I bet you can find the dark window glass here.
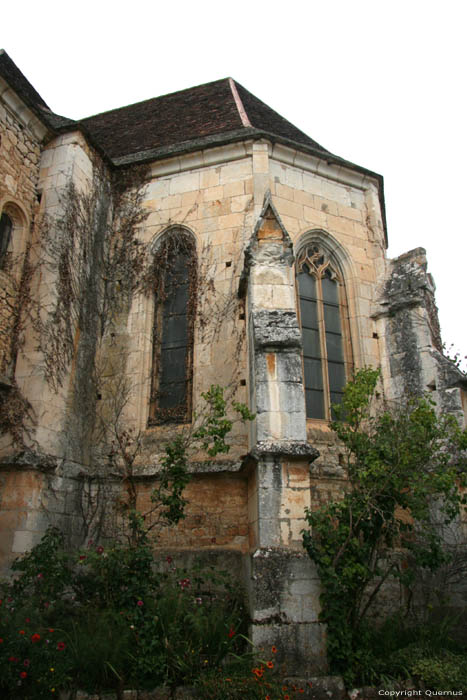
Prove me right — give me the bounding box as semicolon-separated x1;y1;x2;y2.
322;275;339;304
297;245;350;420
150;233;196;424
304;357;323;390
302;328;321;358
300;298;318;329
325;332;344;363
297;271;316;299
0;213;12;268
328;362;346;393
323;303;341;334
305;389;325;419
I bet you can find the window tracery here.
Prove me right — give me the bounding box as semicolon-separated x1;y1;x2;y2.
296;242;352;420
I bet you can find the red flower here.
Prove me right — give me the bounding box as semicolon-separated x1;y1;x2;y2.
24;659;30;667
96;546;104;554
228;627;235;638
79;555;86;560
57;642;66;651
8;656;16;662
166;555;173;564
19;630;25;635
266;660;274;669
20;671;27;679
48;628;54;633
37;573;43;579
31;633;41;643
136;600;143;607
0;638;3;643
271;645;277;653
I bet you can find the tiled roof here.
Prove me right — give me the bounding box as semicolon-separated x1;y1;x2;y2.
77;78;330;162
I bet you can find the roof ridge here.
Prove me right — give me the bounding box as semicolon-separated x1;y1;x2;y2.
228;78;252;128
80;77;231;122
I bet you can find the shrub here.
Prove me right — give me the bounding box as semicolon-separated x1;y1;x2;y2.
0;529;249;697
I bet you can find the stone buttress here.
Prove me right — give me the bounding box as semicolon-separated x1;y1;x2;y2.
240;192;326;673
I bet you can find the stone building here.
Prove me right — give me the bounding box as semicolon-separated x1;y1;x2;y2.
0;50;466;671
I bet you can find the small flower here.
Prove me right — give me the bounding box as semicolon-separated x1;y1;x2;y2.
23;660;30;667
48;628;54;633
228;627;235;638
166;555;173;564
266;696;271;700
136;600;144;607
37;573;43;579
20;671;27;679
130;624;135;630
266;660;273;669
0;638;3;643
79;555;86;561
299;689;305;694
19;630;25;635
9;656;16;662
284;696;290;700
195;597;202;605
31;633;41;643
271;645;277;654
96;546;104;554
57;642;66;651
50;668;54;672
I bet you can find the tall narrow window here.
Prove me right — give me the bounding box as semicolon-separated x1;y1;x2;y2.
149;229;196;425
0;212;13;269
297;243;351;420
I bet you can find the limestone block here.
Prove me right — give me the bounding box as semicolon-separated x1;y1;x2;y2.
12;529;42;553
169;171;200;195
203;185;223;201
293;188;315;208
219;159;252;184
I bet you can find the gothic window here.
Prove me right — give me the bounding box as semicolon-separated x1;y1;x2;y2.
297;243;351;420
149;229;196;425
0;212;13;269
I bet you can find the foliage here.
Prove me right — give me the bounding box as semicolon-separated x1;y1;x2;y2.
302;367;467;684
0;529;248;698
112;384;254;546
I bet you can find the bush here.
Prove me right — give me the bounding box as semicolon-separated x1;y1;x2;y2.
0;528;249;697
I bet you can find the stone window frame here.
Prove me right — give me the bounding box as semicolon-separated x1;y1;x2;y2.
0;199;28;275
295;231;354;421
148;225;197;426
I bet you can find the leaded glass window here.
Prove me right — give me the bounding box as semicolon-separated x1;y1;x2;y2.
149;230;196;425
0;213;12;269
297;244;351;420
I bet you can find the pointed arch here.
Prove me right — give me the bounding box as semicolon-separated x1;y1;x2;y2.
295;230;353;420
149;226;197;425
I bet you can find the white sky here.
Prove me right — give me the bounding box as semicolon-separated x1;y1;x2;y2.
3;0;466;370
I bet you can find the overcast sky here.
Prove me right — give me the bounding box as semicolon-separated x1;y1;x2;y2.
3;0;466;370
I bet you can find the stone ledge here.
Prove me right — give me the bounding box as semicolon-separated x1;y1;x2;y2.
250;440;319;461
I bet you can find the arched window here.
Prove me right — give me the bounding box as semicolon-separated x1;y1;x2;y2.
0;212;13;269
149;228;197;425
297;242;352;420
